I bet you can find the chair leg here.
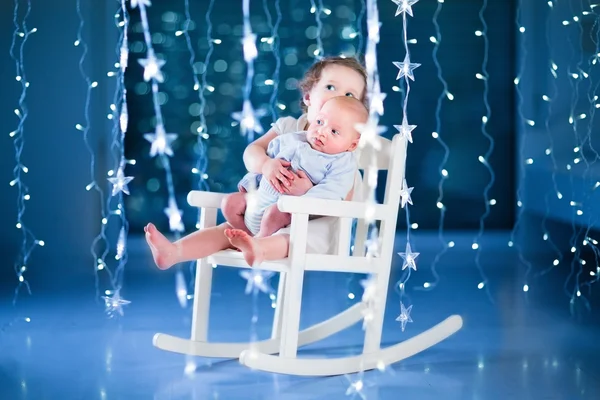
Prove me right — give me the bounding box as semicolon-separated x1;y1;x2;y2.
278;214;309;358
271;272;286;340
190;258;213;342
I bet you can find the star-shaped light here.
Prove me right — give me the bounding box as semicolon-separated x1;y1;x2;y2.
138;52;166;83
102;290;131;318
394;117;417;144
398;242;419;271
355;117;387;150
242;31;258;62
391;0;420;17
344;372;366;399
232;100;266;140
369;78;387;116
143;124;177;157
164;197;184;232
239;269;275;295
393;54;421;81
400;179;414;208
395;302;413;331
130;0;151;8
107;166;134;196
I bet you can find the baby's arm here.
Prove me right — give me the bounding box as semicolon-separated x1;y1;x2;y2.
303;155;356;201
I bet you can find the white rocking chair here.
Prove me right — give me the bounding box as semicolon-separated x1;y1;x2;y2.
153;133;463;376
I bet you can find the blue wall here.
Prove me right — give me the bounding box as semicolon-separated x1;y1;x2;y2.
0;0;118;285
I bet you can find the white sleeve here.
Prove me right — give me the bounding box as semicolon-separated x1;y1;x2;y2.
273;116;300;136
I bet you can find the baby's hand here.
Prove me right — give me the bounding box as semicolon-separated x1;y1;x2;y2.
283;170;313;196
262;158;294;193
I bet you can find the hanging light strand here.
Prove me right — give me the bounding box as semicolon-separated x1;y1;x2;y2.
262;0;283;124
471;0;495;300
9;0;42;304
421;0;451;293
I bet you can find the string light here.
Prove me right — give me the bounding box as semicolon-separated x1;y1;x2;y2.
471;0;494;299
262;0;282;124
391;0;420;329
179;0;215;306
133;0;185;241
421;0;451;292
9;0;42;303
309;0;324;59
231;0;265;142
94;0;134;316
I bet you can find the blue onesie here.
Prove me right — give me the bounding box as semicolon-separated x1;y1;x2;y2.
238;131;357;235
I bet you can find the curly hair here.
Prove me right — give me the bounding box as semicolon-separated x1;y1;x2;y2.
297;56;368;113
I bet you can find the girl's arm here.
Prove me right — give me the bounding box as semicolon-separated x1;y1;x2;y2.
242;129;278;174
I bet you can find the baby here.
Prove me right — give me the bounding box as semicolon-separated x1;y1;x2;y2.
223;96;368;266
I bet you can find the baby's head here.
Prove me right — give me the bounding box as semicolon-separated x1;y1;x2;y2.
298;56;368;124
306;96;368;155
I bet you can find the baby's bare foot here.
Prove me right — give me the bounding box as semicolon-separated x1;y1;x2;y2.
225;229;263;267
145;223;179;270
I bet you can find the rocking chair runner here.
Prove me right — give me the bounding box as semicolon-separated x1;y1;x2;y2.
153;133;463;376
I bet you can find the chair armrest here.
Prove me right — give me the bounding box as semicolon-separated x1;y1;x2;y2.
277;195;391;219
187;191;227;209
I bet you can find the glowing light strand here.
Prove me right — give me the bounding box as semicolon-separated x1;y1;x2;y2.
510;0;535;295
134;0;184;236
537;0;564;279
420;0;450;292
182;0;210;193
471;0;495;300
262;0;282;124
9;0;42;304
180;0;215;306
75;0;108;303
562;0;597;311
355;0;367;56
94;1;133;317
232;0;265;142
309;0;324;59
392;0;420;314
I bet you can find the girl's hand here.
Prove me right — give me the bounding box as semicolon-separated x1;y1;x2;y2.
262;158;295;193
283;170;313;196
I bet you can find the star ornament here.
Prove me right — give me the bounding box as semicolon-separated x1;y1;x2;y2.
369;78;387;116
102;291;131;318
232;100;266;140
393;54;421;81
164;197;184;233
399;178;414;208
107;167;134;196
398;242;419;271
144;124;177;157
355;117;387;150
391;0;420;17
395;302;413;331
394;117;417;144
138;52;166;83
239;269;275;295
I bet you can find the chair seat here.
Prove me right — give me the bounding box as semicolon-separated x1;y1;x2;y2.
207;249;290;272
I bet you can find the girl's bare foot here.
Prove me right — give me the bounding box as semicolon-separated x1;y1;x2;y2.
145;223;180;270
224;229;264;267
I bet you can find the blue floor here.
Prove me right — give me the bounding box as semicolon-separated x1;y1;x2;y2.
2;231;600;399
